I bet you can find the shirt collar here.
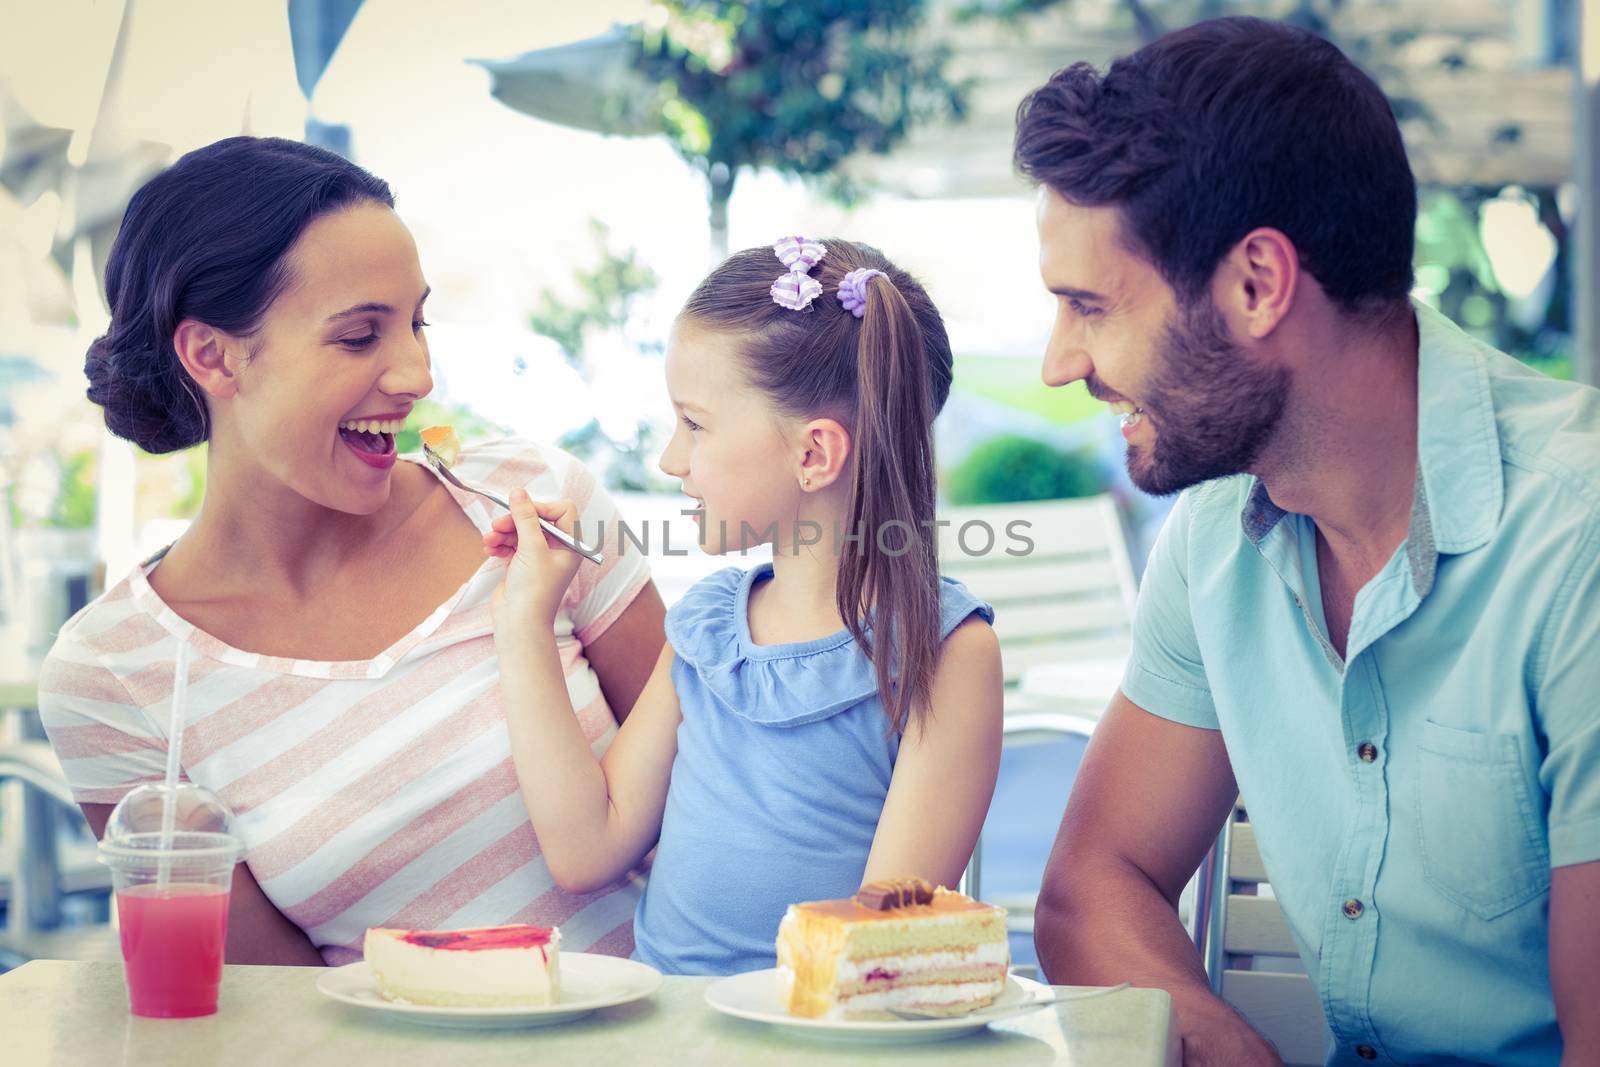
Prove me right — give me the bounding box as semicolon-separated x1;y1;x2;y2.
1239;300;1503;577
1411;300;1502;553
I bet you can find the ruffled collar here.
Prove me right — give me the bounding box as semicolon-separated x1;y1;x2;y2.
664;563;992;728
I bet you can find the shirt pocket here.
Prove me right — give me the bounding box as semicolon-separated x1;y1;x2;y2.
1414;719;1550;921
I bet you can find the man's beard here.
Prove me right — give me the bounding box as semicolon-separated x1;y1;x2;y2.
1128;296;1291;496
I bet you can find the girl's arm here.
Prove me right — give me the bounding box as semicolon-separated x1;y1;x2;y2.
860;617;1004;889
489;491;682;893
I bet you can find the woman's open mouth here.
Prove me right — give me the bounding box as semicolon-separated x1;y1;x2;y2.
338;417;401;469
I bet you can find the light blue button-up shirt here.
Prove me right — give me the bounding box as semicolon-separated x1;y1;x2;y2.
1122;302;1600;1066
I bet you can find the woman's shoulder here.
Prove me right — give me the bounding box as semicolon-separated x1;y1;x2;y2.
444;435;578;491
37;571;162;712
50;570;156;653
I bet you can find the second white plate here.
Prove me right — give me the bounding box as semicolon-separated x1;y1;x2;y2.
703;969;1055;1044
316;952;663;1030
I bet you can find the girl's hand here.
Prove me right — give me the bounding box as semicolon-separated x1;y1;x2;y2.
486;489;584;632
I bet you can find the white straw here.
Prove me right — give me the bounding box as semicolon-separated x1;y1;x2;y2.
157;641;191;889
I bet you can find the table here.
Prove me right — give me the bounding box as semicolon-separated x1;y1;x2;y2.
3;961;1180;1066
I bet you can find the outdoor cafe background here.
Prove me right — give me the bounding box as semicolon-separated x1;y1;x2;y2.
1;0;1593;975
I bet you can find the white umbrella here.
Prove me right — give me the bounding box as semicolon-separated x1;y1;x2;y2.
471;25;662;137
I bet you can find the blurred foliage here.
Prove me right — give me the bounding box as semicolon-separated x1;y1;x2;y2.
946;434;1104;504
1415;186;1572;376
631;0;970;250
529;222;666;492
131;444;209;524
49;450;97;528
393;397;511;458
174;446;207;517
558;418;664;494
528;221;659;370
952;355;1102;426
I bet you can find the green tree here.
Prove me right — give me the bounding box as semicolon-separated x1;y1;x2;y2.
632;1;970;257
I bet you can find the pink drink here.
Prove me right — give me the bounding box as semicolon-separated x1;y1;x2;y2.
116;882;231;1017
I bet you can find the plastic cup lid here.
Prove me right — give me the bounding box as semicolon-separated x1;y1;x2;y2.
98;781;243;866
97;830;243;866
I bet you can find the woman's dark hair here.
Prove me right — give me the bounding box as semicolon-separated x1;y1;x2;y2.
1014;16;1416;318
85;136;395;453
681;241;954;736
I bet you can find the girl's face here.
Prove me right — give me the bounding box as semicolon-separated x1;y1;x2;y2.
659;320;805;554
217;203;433;515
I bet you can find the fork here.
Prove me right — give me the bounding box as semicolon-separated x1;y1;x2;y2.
885;980;1131;1021
423;444;605;566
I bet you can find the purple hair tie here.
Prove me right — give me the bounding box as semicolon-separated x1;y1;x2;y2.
770;236;827;311
837;268;886;318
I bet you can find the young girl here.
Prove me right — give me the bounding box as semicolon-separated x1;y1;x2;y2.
486;237;1003;975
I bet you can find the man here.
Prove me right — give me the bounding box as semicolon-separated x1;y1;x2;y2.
1018;16;1599;1067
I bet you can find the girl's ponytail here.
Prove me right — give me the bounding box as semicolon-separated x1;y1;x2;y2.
837;274;942;736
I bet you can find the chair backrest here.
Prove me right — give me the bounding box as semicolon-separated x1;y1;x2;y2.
1200;802;1332;1067
937;496;1137;687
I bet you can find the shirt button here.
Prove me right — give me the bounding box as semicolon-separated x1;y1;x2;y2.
1342;898;1365;919
1356;1045;1378;1060
1357;741;1378;762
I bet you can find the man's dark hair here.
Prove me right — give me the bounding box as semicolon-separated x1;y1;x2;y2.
1015;17;1416;317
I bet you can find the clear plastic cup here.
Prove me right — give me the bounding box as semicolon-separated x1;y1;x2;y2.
98;784;243;1018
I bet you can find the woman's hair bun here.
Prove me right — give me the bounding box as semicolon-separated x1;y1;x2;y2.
83;330;208;454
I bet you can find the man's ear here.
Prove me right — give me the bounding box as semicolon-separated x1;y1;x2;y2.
797;418;852;492
1213;227;1299;341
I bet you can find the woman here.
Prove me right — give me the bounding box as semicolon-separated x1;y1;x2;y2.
36;136;666;965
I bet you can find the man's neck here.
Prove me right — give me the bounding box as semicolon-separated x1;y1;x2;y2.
1254;307;1420;570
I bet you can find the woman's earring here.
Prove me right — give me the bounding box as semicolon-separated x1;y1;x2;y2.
802;477;811;489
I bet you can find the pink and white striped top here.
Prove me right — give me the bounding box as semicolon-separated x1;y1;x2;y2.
37;439;653;964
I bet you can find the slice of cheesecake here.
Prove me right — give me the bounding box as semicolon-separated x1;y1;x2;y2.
363;925;560;1007
776;878;1009;1019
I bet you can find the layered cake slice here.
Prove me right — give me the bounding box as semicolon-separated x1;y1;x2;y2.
363;925;560;1007
776;878;1009;1019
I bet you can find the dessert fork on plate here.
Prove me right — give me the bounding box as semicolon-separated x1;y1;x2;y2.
885;980;1130;1021
422;443;605;566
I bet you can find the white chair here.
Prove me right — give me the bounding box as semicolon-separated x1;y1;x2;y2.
937;495;1136;733
1197;800;1331;1067
941;496;1136;948
0;734;118;966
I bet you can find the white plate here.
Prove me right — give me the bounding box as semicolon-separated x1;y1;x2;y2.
316;952;663;1029
703;969;1056;1044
